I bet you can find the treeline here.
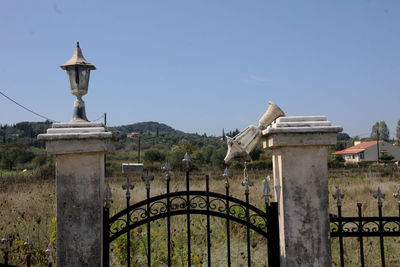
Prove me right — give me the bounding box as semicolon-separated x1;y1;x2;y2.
106;141;272;174
0;121;51;148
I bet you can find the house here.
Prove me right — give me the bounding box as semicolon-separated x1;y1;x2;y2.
333;140;400;163
127;132;141;138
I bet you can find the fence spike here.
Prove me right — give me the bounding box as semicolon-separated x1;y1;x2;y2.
241;162;253;193
142;170;154;189
263;176;271;205
182;152;191;169
223;167;232;180
373;187;385;207
223;167;232;187
162;161;171;181
162;161;171;173
333;188;344;207
122;178;134;198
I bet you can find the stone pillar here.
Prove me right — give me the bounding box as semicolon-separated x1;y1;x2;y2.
262;116;342;267
38;122;112;267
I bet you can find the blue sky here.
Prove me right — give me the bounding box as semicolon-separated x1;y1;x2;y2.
0;1;399;138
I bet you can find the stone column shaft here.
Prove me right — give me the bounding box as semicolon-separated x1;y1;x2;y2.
38;122;112;267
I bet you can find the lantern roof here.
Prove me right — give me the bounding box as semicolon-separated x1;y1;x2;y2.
60;42;96;70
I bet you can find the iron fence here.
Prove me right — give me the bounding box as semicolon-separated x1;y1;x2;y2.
330;187;400;267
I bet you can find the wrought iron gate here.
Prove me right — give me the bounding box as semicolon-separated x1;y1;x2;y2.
103;156;280;267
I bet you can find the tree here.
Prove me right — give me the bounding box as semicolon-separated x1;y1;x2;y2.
370;121;390;141
167;147;186;170
143;149;166;163
210;148;226;168
397;120;400;144
379;121;390;141
371;122;379;139
200;145;215;164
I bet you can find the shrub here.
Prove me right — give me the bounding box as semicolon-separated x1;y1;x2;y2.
143;149;166;163
380;154;395;162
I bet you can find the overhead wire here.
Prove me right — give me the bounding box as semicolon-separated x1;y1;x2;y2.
0;90;57;122
93;114;105;122
1;89;107;125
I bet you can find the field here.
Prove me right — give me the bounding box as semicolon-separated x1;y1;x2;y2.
1;168;400;266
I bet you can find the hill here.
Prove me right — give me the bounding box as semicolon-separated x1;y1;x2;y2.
110;121;223;150
0;121;223;150
113;121;183;135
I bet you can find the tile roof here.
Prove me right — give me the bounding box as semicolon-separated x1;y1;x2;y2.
333;141;382;155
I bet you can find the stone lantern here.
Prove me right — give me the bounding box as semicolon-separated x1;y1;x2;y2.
61;42;96;121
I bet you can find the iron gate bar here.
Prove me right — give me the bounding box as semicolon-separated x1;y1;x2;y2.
103;204;110;267
122;178;134;267
357;203;365;267
166;173;171;267
225;180;231;267
205;175;211;267
338;203;344;267
378;203;385;267
185;170;191;267
126;193;131;267
245;191;251;267
146;183;151;267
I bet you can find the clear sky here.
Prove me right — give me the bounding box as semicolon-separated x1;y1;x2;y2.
0;1;399;138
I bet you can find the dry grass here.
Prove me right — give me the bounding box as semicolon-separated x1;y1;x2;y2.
0;169;399;266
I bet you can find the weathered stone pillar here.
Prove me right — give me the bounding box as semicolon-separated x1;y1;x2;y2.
263;116;342;266
38;122;112;267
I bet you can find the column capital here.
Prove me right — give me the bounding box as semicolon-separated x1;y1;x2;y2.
38;121;113;154
262;116;342;148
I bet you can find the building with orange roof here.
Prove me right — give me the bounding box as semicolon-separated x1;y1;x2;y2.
333;140;400;162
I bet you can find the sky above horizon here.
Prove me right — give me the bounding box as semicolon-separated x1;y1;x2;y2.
0;1;399;138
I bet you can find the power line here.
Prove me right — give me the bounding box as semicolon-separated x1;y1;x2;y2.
0;90;57;122
93;114;105;122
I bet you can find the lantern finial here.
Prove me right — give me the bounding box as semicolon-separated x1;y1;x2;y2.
61;43;96;122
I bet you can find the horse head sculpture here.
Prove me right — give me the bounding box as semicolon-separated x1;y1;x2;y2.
224;101;285;163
